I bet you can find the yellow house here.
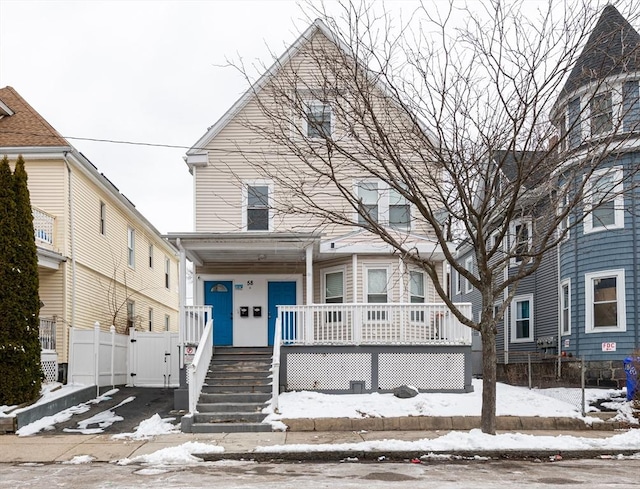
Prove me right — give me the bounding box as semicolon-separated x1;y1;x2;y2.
0;86;179;382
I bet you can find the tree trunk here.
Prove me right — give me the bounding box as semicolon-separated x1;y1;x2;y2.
480;329;497;434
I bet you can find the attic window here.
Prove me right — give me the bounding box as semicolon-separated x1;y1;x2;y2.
305;101;332;138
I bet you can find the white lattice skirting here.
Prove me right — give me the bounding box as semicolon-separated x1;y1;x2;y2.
283;348;470;392
41;351;58;383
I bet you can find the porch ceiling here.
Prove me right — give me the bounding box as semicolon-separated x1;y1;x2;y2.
166;232;322;265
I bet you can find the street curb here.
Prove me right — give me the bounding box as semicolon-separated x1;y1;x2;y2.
281;416;629;432
196;448;640;463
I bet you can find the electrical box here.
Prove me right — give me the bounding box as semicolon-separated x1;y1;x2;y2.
253;306;262;317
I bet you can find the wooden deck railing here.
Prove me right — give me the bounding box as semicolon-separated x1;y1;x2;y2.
32;207;55;248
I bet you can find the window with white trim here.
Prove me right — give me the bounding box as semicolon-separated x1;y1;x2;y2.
305;101;332;138
99;201;106;235
243;182;272;231
585;269;626;333
455;267;462;295
366;267;388;303
509;219;531;265
409;271;425;303
567;96;581;149
590;91;613;136
164;314;170;332
511;295;533;342
127;227;135;268
324;270;344;304
148;307;153;332
164;257;170;289
148;243;154;268
584;166;624;233
127;300;135;329
561;279;571;335
464;256;473;293
356;180;411;230
558;191;570;240
622;80;640;132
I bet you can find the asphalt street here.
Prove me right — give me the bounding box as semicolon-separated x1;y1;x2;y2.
1;458;638;488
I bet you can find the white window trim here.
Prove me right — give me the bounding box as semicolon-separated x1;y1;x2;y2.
583;166;624;234
165;257;171;289
99;201;106;236
363;264;391;303
353;179;411;230
148;243;154;268
589;90;614;138
560;279;571;336
408;269;426;303
303;100;333;139
242;180;274;232
455;267;462;295
322;266;346;303
511;294;534;343
464;256;473;293
509;218;532;266
127;227;135;268
585;269;626;333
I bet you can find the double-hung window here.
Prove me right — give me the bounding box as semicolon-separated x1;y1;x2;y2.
464;256;473;293
567;97;581;149
148;308;153;332
356;180;411;230
127;227;135;268
367;268;388;303
510;219;531;265
165;257;170;289
409;270;425;323
244;182;271;231
305;101;332;139
590;91;613;136
585;270;626;333
148;244;154;268
561;280;571;335
99;202;106;235
324;269;344;323
622;80;640;132
127;300;135;329
511;295;533;342
584;167;624;233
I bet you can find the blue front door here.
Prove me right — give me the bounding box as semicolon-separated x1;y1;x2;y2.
204;280;233;346
267;281;296;346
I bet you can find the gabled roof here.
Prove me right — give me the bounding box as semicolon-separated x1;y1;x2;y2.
0;86;69;147
186;19;341;163
560;5;640;97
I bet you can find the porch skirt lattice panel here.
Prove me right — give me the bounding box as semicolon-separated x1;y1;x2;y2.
286;353;372;391
41;360;58;383
378;353;465;390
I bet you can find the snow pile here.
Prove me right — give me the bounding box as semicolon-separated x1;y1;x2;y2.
1;383;89;419
112;413;180;440
116;442;224;466
62;455;95;465
255;428;640;454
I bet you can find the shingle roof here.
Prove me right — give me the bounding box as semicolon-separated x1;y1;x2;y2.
0;86;69;148
560;5;640;97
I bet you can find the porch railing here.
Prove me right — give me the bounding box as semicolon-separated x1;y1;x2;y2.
187;317;213;414
39;317;56;351
183;305;212;345
277;303;473;346
32;207;55;248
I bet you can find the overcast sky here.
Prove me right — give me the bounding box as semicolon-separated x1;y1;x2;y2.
0;0;328;234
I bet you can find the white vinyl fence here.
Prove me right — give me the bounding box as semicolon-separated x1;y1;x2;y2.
68;322;179;391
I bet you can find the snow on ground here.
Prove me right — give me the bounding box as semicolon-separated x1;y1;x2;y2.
0;383;90;418
15;388;129;436
263;379;629;423
254;429;640;454
112;413;180;440
116;442;225;466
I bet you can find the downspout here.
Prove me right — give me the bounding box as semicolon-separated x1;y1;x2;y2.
574;223;580;358
557;240;562;378
633;185;639;350
503;262;509;364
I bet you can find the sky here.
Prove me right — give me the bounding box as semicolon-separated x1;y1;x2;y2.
0;0;326;234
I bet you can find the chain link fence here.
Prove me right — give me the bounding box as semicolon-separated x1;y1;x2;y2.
497;352;586;415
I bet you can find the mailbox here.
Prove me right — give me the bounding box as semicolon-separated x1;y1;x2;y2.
239;306;249;317
253;306;262;317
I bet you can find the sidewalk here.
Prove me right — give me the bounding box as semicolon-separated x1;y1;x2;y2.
0;426;637;464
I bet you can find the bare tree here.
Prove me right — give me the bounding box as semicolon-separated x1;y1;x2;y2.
224;0;640;433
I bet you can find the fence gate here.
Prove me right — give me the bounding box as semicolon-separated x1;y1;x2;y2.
128;330;179;387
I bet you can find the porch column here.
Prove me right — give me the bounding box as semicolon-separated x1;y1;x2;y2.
352;254;358;302
305;244;313;305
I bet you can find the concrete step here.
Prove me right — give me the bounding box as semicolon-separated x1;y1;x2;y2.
188;422;273;433
204;377;271;386
196;402;265;413
214;347;272;354
199;392;271;404
202;384;271;394
211;356;272;363
207;370;272;379
193;412;267;424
